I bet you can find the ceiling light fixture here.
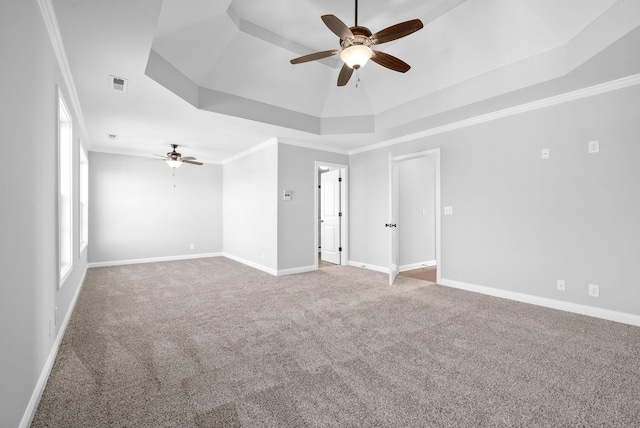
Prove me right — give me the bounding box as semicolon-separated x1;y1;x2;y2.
166;159;182;168
340;44;373;69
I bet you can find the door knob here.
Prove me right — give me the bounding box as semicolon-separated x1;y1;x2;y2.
385;223;397;228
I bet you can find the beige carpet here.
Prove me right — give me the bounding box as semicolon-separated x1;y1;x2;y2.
32;257;640;427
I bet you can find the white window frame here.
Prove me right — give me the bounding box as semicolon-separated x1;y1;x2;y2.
58;91;73;287
79;146;88;254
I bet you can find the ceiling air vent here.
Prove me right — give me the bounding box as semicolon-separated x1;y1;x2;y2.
109;75;128;93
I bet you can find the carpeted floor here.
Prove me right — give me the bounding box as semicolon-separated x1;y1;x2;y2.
32;257;640;427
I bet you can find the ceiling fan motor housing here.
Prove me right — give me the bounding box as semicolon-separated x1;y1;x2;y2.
341;26;373;48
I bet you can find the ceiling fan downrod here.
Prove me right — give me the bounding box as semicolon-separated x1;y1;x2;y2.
355;0;358;27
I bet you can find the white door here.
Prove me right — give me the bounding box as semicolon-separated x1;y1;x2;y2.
389;155;400;285
321;169;341;264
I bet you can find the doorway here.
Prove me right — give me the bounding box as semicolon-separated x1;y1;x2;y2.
388;149;441;285
314;162;348;269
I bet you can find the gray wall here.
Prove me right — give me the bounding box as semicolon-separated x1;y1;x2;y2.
89;152;223;263
350;84;640;315
0;1;87;426
223;143;278;271
277;143;348;271
399;156;436;268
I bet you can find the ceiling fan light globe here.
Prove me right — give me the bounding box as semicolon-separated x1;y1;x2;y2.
340;45;372;69
166;160;182;168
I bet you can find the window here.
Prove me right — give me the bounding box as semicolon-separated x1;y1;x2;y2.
58;93;73;286
79;147;88;253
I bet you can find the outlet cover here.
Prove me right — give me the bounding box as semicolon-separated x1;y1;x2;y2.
589;283;600;297
557;280;565;291
588;140;600;153
190;244;195;250
444;206;453;215
541;148;550;159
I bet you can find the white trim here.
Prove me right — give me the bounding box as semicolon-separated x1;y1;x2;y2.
279;138;348;155
57;89;73;289
87;148;220;165
222;253;278;276
222;137;278;164
78;145;89;254
389;148;442;284
315;162;349;270
348;260;389;274
349;73;640;155
37;0;90;149
20;266;88;428
87;253;223;268
277;265;317;276
400;260;437;272
439;278;640;327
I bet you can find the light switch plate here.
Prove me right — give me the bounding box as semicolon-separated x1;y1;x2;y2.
557;280;565;291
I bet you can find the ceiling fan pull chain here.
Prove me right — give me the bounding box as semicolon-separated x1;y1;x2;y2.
173;167;176;187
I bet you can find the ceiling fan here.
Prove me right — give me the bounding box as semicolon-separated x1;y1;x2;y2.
153;144;203;168
290;0;423;86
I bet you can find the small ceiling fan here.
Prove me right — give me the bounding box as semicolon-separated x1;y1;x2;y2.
290;0;423;86
153;144;203;168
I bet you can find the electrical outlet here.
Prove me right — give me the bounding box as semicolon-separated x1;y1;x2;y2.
55;307;59;325
48;319;52;337
541;148;550;159
557;280;565;291
589;284;600;297
588;140;599;153
444;206;453;215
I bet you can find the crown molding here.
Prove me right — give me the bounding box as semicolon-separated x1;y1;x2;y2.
38;0;91;149
221;137;278;164
277;138;349;155
350;73;640;155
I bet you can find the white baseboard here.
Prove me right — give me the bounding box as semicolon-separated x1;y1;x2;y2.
439;278;640;327
222;253;278;276
87;252;223;268
277;265;317;276
348;260;389;274
20;265;88;428
400;260;437;272
89;252;316;278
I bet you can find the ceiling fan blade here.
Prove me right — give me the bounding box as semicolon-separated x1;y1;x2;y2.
337;63;354;86
181;156;196;161
321;14;354;40
152;154;169;159
182;160;203;166
371;50;411;73
290;50;338;65
371;19;423;45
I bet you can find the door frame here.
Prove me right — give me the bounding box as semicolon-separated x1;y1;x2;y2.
389;148;441;284
314;161;349;270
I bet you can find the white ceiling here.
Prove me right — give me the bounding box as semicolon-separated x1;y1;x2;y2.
51;0;639;163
